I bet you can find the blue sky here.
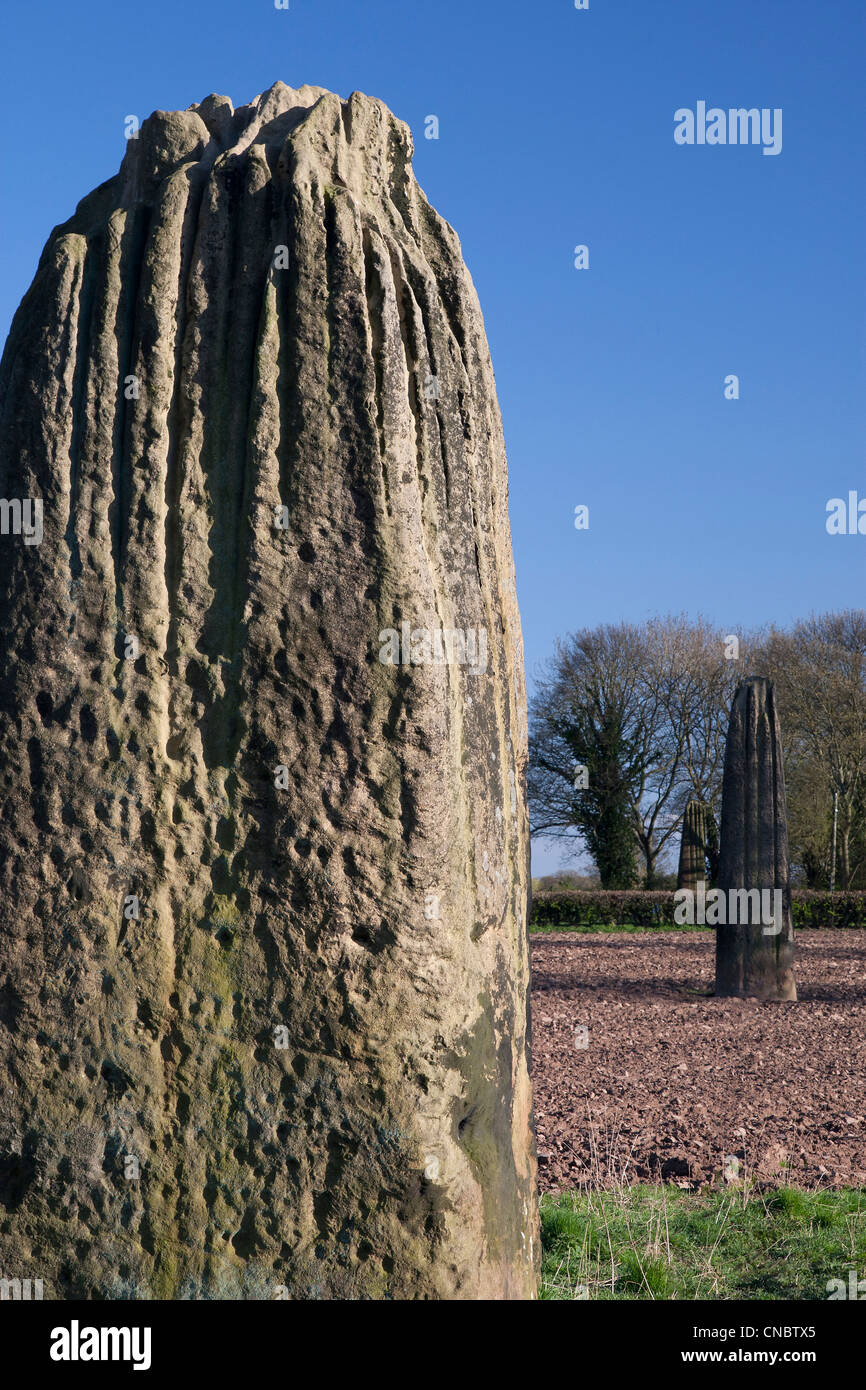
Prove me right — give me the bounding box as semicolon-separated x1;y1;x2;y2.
2;0;864;874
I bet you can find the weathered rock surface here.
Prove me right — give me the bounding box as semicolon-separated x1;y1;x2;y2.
677;799;715;892
0;83;537;1298
715;677;797;1001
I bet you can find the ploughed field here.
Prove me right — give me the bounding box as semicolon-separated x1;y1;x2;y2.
530;929;866;1192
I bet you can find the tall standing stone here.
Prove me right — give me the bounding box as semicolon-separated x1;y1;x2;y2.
0;84;537;1298
715;677;796;1001
677;799;713;892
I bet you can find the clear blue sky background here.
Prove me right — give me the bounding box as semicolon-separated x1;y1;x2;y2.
2;0;864;874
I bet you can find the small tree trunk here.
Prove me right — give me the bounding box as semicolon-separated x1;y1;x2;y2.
840;821;852;889
638;832;657;887
715;677;797;1001
705;811;720;886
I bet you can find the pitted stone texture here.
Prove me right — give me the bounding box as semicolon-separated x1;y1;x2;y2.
0;83;537;1299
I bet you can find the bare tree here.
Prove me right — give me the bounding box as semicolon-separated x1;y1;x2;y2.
528;625;646;887
530;617;732;886
758;612;866;888
530;610;866;890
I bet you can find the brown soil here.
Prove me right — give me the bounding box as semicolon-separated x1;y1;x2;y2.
530;929;866;1192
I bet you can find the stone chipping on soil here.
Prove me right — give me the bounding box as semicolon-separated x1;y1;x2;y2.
530;930;866;1192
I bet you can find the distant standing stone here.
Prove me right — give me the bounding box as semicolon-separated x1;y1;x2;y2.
715;677;797;1001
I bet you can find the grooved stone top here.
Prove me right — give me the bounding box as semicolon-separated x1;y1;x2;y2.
0;84;537;1299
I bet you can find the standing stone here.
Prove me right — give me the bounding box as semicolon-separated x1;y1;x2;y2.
677;799;713;892
0;84;537;1298
715;677;796;1001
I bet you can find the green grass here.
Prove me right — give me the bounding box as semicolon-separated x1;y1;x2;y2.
540;1185;866;1299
